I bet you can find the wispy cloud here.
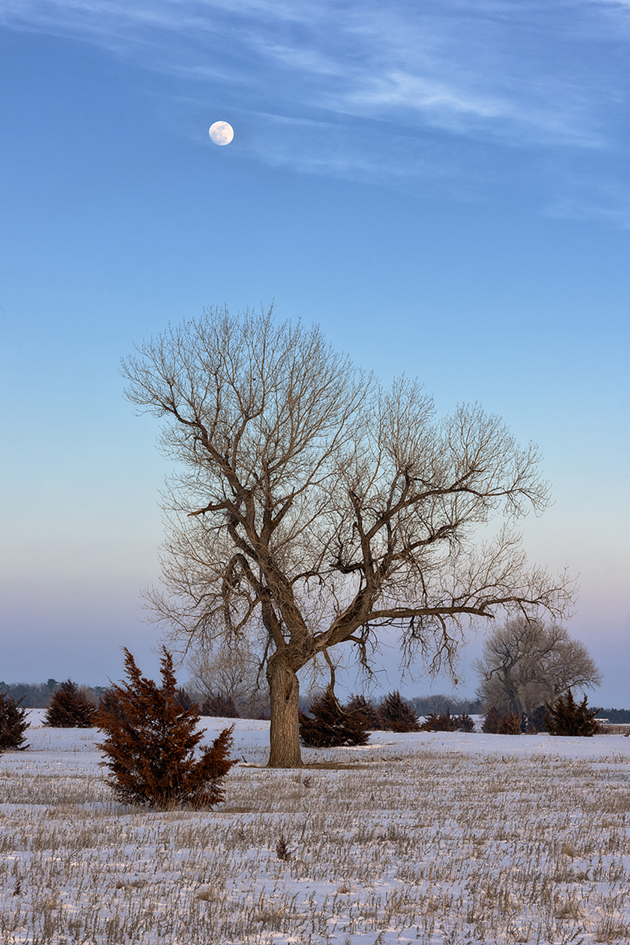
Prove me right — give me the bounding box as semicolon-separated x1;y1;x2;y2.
3;0;630;216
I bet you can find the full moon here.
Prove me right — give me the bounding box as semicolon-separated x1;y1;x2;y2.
209;121;234;146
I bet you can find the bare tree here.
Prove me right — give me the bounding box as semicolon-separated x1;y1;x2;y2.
474;617;601;721
186;640;270;717
187;642;259;702
122;306;574;767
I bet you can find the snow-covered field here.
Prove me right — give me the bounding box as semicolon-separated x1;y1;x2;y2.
1;713;629;944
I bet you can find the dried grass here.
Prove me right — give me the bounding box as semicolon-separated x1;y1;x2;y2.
1;741;629;943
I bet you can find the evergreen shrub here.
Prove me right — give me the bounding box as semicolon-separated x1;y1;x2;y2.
482;706;522;734
175;689;196;711
345;694;381;729
482;706;502;733
299;689;370;748
497;712;522;735
453;712;475;732
97;687;125;722
95;648;235;808
44;681;96;728
420;710;476;733
421;711;455;732
378;691;421;732
526;705;549;733
0;691;30;750
200;693;240;718
545;690;599;736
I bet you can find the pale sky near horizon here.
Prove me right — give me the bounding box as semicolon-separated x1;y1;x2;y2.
0;0;628;705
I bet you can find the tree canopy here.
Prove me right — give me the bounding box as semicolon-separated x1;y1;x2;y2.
475;617;600;722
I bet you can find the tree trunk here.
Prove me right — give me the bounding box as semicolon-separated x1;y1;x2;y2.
267;654;302;768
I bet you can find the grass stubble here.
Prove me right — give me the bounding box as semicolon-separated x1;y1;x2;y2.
0;736;629;944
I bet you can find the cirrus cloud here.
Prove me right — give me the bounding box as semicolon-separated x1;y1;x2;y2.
2;0;630;219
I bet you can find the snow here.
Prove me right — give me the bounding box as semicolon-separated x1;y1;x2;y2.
1;712;629;943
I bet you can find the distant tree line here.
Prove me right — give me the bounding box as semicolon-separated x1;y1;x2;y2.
409;694;483;716
0;680;63;708
3;676;626;722
26;676;604;740
0;677;481;718
596;708;630;724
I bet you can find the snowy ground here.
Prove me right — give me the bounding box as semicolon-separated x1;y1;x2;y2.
1;713;629;944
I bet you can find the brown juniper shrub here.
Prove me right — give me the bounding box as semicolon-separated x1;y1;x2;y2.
95;648;235;809
174;688;196;711
200;693;240;718
378;691;421;732
545;690;599;737
420;710;475;733
0;691;30;750
497;711;523;735
97;687;125;723
453;712;475;733
44;680;96;728
527;704;549;733
421;710;456;732
481;705;503;734
299;689;369;748
345;694;381;730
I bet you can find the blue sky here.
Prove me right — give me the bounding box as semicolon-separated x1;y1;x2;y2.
0;0;628;704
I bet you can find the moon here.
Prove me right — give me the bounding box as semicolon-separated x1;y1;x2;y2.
209;121;234;146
